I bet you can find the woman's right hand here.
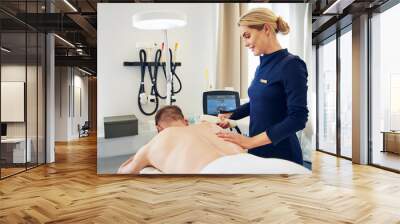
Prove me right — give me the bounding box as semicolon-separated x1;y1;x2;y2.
217;113;232;129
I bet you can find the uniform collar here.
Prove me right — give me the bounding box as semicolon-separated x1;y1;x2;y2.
260;48;288;65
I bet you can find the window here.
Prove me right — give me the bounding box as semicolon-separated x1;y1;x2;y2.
370;2;400;171
0;1;47;179
317;37;337;154
390;74;400;130
339;29;352;158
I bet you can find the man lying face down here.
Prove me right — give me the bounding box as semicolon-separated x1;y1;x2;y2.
117;105;245;174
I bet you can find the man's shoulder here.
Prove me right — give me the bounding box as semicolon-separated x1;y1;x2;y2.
154;123;221;139
194;122;223;133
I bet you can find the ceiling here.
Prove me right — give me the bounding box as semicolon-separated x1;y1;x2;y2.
0;0;98;74
0;0;394;75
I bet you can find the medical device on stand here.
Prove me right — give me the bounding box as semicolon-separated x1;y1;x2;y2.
202;90;243;134
128;10;186;116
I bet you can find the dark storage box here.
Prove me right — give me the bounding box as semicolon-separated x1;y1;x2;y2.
104;115;138;139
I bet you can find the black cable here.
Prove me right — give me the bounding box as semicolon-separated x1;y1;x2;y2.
158;48;183;98
138;49;158;116
153;49;167;99
151;48;183;102
139;49;146;94
234;127;242;134
146;50;158;105
169;48;182;94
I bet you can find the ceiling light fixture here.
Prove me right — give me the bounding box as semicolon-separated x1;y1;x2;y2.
63;0;78;12
132;11;187;30
54;34;75;48
322;0;354;15
1;47;11;53
78;67;93;76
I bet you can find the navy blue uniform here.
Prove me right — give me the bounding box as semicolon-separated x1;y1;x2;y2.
230;49;308;165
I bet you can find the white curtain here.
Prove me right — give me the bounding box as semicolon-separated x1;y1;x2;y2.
215;3;248;97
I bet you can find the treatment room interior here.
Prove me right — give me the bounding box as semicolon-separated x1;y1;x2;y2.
1;0;400;223
96;3;314;175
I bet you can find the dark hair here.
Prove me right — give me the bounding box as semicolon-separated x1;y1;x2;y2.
155;105;184;125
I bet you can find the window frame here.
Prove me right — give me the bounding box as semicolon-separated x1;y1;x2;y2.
368;1;400;173
315;24;352;161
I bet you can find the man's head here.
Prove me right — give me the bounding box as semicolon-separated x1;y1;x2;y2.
155;105;188;132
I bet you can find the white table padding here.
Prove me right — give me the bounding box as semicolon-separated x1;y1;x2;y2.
200;153;310;174
140;153;310;174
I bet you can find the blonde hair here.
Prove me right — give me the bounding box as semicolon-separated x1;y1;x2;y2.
238;8;290;35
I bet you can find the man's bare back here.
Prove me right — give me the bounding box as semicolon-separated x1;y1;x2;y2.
118;122;244;174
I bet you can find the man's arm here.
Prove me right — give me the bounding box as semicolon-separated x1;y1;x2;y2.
117;144;150;174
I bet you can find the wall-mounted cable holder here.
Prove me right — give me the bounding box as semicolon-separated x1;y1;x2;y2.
123;62;181;67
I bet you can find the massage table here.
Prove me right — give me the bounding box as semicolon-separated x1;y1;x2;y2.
140;153;311;174
138;116;310;174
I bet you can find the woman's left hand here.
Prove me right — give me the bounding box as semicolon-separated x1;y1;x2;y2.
216;132;253;149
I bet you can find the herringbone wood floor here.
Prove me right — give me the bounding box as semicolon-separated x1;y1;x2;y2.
1;135;400;223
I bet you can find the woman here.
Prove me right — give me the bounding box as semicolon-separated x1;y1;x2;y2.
216;7;309;165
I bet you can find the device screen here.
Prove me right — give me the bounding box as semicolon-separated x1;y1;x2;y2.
207;95;237;115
